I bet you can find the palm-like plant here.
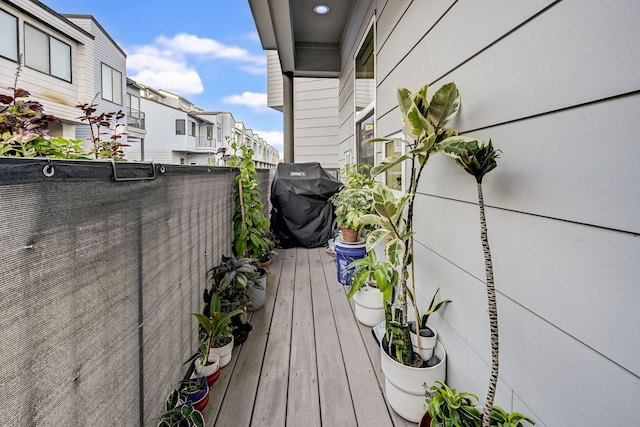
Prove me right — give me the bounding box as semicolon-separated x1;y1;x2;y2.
440;138;500;427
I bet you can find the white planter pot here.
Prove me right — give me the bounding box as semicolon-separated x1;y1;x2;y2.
353;286;385;326
194;353;220;377
409;322;438;361
381;340;447;423
211;335;234;367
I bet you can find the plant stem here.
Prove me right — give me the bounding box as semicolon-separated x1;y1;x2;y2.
478;181;499;427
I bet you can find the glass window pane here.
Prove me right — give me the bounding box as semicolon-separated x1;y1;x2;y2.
0;10;18;61
355;27;375;113
357;112;375;167
112;69;122;104
176;119;185;135
385;140;403;191
50;37;71;81
25;24;49;73
102;63;113;102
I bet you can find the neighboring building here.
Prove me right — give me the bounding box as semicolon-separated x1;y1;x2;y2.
250;1;640;426
0;1;97;139
0;1;278;167
267;51;339;168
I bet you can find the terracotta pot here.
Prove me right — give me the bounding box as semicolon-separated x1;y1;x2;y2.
257;256;272;271
340;226;358;242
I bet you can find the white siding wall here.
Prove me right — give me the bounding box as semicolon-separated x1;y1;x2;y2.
339;1;640;425
140;98;188;164
267;51;283;111
293;77;340;168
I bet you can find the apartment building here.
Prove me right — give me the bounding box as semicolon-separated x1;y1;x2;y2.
1;0;278;168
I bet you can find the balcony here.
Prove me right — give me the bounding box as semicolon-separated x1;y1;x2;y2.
127;108;146;129
0;157;414;426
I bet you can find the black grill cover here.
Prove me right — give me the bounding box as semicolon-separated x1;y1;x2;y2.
270;162;342;248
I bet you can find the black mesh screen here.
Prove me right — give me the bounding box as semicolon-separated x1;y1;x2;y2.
0;158;245;426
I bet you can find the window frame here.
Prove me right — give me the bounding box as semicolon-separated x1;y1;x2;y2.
353;17;376;170
101;63;123;105
176;119;186;135
0;8;19;62
24;23;72;82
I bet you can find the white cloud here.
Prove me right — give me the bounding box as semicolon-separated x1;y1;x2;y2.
222;92;268;110
125;34;264;95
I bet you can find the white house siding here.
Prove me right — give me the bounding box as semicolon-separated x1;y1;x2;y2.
140;97;188;164
0;1;93;138
64;16;126;149
293;78;339;168
338;1;640;425
267;51;283;111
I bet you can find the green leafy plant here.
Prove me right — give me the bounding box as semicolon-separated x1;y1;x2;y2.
416;288;451;330
345;249;396;301
156;388;205;427
192;293;243;368
426;380;481;427
330;164;376;231
424;381;534;427
227;141;274;261
208;255;262;320
76;96;128;160
360;82;462;365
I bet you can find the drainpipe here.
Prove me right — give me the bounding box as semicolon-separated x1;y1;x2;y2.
283;72;294;163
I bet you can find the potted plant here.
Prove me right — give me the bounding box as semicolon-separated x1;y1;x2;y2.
330;164;376;242
157;388;205;427
227;142;275;268
345;250;396;326
209;255;261;321
193;293;244;369
420;381;535;427
359;81;463;421
178;376;210;413
408;288;451;362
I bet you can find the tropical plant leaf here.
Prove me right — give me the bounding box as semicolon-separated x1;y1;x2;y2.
365;228;389;253
386;238;405;266
370;154;408;177
427;82;460;131
437;135;480;157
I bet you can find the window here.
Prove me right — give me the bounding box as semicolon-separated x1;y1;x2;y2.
176;119;185;135
24;24;71;81
357;110;375;167
101;63;122;104
385;139;403;191
0;9;18;61
189;121;196;137
207;126;213;140
355;26;375;115
216;125;222;141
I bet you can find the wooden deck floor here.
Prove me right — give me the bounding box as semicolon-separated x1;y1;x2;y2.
201;247;415;427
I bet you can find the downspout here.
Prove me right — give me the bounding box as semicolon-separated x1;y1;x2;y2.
283;71;294;163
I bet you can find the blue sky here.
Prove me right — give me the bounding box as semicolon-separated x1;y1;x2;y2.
41;0;284;155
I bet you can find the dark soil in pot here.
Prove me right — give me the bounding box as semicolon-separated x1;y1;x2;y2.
381;337;441;368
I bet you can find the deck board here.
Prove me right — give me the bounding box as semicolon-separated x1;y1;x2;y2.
309;247;358;426
203;248;416;427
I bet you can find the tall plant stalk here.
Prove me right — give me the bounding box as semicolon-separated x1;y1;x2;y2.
443;138;500;427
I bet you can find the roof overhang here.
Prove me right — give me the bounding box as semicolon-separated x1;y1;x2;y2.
248;0;353;77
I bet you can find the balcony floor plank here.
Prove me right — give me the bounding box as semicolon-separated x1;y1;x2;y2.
204;247;415;427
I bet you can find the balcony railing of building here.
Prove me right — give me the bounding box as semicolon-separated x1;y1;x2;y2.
127;108;146;129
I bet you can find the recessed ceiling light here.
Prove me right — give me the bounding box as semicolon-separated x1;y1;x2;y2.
314;4;330;15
